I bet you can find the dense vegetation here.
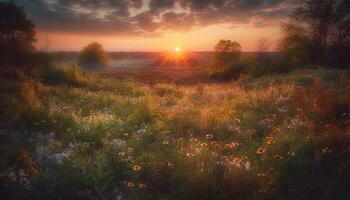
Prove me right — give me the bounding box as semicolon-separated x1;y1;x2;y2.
1;67;350;199
79;42;110;70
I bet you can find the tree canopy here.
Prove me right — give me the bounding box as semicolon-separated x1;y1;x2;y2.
280;0;350;67
210;40;242;78
79;42;110;70
0;1;36;66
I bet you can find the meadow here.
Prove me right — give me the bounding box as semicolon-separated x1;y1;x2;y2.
1;65;350;199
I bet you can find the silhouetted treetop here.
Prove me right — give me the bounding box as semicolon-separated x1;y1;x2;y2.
79;42;110;69
0;1;36;66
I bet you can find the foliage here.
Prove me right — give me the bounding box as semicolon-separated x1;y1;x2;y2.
79;42;110;70
0;1;36;66
210;40;242;79
1;68;350;199
40;64;91;87
280;0;350;67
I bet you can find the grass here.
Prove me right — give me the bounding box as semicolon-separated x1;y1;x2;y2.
1;65;350;199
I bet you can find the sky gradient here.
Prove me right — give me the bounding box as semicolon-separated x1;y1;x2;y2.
12;0;301;51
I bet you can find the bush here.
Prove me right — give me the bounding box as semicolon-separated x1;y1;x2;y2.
40;64;91;87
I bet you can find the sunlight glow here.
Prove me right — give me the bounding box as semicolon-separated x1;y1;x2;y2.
174;47;181;52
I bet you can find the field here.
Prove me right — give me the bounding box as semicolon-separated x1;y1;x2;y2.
1;64;350;200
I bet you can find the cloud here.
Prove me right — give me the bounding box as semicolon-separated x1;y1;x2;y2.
11;0;300;36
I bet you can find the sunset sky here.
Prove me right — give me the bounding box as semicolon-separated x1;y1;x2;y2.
13;0;301;51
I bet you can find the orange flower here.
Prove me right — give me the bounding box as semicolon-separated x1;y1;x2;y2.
266;137;276;145
233;157;242;163
132;164;141;171
127;181;134;188
257;172;266;177
200;142;208;147
322;147;332;154
256;147;266;155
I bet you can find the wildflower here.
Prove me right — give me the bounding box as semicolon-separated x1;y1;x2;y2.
288;117;305;129
139;183;146;188
233;157;242;163
216;161;224;166
226;141;240;149
167;161;174;167
256;147;266;155
186;152;194;157
200;142;208;147
132;165;141;171
205;134;213;140
159;130;170;135
287;151;296;156
126;181;134;188
257;172;266;177
322;147;332;154
273;155;284;160
266;137;276;145
191;138;198;142
162;141;169;145
118;152;125;157
135;129;146;137
123;133;129;137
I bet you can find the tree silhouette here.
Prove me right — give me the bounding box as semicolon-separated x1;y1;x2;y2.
280;0;350;67
210;39;242;78
79;42;110;69
212;40;241;70
0;1;36;66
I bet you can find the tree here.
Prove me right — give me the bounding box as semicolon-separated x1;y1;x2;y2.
79;42;110;69
0;1;36;66
280;0;350;67
211;40;242;77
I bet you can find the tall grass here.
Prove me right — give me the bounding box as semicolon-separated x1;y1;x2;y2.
1;68;350;199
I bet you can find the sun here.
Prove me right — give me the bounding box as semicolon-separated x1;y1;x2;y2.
174;46;181;52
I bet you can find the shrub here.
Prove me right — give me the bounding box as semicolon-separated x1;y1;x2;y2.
40;64;91;87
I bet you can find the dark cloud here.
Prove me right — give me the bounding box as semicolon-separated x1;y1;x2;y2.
9;0;300;36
